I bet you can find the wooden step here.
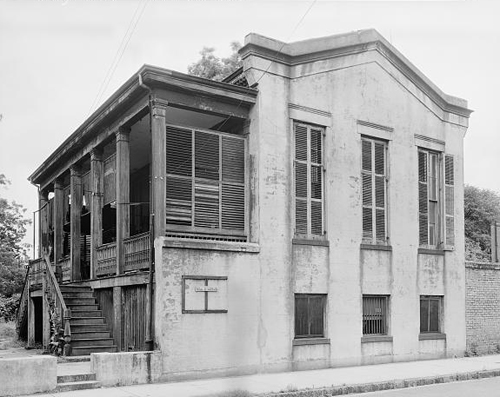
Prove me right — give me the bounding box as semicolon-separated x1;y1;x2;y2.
70;317;105;326
65;297;97;305
59;286;93;293
66;304;99;311
71;309;102;318
71;331;111;340
71;338;114;348
71;345;117;356
62;292;95;299
71;324;109;332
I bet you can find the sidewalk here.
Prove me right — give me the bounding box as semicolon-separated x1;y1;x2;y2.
22;354;500;397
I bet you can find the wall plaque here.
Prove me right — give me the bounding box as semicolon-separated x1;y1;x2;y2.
182;275;228;313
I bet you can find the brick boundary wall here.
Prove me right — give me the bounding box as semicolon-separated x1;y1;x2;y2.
466;261;500;355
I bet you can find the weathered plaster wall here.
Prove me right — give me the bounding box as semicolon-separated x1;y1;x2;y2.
154;34;467;379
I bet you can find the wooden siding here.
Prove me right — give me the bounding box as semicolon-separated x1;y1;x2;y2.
122;285;147;351
95;288;114;338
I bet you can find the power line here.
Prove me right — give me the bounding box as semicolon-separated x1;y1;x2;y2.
87;0;149;116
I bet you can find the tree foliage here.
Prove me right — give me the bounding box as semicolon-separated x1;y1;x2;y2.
187;41;242;82
0;174;29;299
464;184;500;262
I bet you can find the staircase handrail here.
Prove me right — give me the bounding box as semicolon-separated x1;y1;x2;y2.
43;255;72;355
15;261;31;336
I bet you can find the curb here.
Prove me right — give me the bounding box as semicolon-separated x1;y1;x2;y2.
264;369;500;396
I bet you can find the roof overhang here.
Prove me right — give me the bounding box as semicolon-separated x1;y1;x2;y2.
28;65;258;186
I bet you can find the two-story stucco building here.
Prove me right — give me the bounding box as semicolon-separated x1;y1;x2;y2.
20;29;471;380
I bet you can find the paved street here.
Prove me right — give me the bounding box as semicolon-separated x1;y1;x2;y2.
350;377;500;397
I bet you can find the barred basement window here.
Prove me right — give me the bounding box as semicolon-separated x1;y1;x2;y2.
166;125;246;238
362;137;388;244
420;295;442;333
294;122;325;237
295;294;326;338
363;295;389;335
418;150;455;248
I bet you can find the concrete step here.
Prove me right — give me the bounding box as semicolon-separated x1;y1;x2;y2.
55;380;100;392
72;309;103;318
71;345;117;356
72;331;111;340
65;297;97;305
66;304;99;311
71;317;105;326
57;373;96;383
72;338;115;348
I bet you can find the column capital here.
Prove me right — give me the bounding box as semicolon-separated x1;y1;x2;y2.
116;126;131;142
151;97;168;118
90;147;103;161
70;164;81;177
54;179;64;190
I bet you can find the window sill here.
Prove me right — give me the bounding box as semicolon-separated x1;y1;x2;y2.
360;244;392;252
418;248;445;256
164;238;260;253
292;338;330;346
419;333;446;341
361;335;393;343
292;238;329;247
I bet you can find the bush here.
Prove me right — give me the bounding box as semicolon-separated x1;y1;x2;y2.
0;294;20;322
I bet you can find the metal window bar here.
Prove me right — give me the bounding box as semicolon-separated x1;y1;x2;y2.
363;296;388;335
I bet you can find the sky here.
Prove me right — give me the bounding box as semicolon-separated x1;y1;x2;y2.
0;0;499;255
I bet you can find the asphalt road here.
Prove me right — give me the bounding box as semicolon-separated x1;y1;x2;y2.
349;377;500;396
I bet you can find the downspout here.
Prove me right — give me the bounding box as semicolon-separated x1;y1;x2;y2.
139;72;155;351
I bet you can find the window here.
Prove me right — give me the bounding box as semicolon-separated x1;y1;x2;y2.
418;150;455;248
420;295;442;333
294;122;325;237
295;294;326;338
363;295;389;335
165;125;246;239
362;137;388;244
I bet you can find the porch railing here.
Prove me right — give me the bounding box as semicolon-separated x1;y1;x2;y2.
29;257;45;287
42;255;72;355
96;242;117;277
124;232;150;273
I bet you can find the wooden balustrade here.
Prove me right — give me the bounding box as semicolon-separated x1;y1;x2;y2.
58;257;71;282
42;255;72;355
124;232;150;273
96;242;117;277
29;258;44;287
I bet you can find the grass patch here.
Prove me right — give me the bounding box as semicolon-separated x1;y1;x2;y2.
0;321;25;349
204;389;254;397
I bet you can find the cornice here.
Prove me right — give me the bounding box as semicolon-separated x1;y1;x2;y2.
240;30;472;119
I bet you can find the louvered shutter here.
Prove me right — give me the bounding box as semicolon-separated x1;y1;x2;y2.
444;155;455;247
295;124;308;235
221;136;245;230
310;128;323;235
362;140;373;239
374;143;386;243
418;151;429;245
166;126;193;226
103;154;116;205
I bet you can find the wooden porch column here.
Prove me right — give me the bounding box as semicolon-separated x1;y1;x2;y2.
116;127;130;275
113;286;122;351
70;165;82;281
53;179;64;278
42;275;50;349
27;296;35;348
38;190;49;258
90;148;104;279
151;99;168;239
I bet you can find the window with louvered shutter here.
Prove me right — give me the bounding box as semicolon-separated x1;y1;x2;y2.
165;125;246;238
295;294;326;338
294;122;325;237
418;149;446;248
444;155;455;247
361;137;388;244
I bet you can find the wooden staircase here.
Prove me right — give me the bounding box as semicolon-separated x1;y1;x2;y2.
60;285;116;356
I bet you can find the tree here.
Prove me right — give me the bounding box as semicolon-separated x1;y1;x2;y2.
464;184;500;261
187;41;242;81
0;174;30;298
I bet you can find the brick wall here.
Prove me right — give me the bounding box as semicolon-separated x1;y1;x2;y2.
466;261;500;355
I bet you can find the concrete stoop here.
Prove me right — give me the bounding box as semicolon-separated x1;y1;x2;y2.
56;372;100;392
264;369;500;397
